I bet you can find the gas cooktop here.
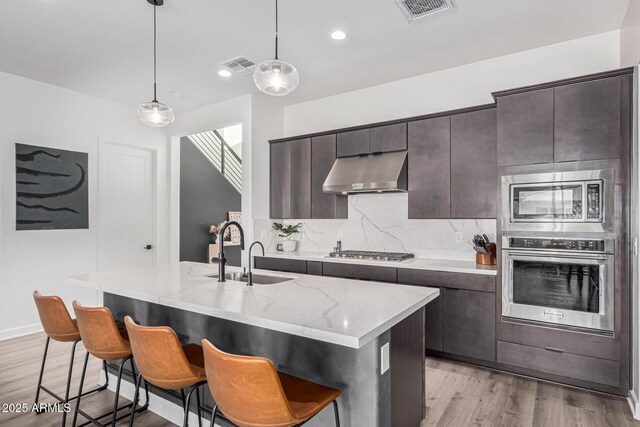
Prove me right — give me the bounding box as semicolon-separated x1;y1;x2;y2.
327;250;415;262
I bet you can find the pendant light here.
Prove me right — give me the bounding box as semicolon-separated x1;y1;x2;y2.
253;0;299;96
137;0;174;127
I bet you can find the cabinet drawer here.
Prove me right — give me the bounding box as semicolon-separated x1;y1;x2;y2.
322;262;397;283
254;257;307;274
499;319;620;361
307;261;323;276
397;268;495;292
497;341;620;388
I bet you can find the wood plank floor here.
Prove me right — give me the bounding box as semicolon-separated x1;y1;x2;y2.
0;332;637;426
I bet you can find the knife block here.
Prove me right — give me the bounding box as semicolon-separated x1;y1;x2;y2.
476;243;497;265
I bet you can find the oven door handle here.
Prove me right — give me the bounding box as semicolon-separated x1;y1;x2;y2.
503;250;610;262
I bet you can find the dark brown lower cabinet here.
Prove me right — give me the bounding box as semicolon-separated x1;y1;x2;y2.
497;341;621;388
424;291;443;352
321;262;397;283
442;288;496;362
253;257;307;274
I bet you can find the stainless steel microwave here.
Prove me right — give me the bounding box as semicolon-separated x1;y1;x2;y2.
501;169;614;233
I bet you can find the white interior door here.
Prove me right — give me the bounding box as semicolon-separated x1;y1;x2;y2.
99;142;155;271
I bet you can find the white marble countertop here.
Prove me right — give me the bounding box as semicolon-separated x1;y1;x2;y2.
67;262;439;349
257;251;498;276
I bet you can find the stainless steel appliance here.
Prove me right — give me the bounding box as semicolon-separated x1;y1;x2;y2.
323;151;408;194
328;250;415;262
502;236;614;331
501;169;614;233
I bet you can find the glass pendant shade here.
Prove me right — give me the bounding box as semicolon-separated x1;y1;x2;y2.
137;101;174;127
253;59;299;96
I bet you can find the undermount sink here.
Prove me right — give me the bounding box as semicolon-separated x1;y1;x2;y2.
205;272;293;285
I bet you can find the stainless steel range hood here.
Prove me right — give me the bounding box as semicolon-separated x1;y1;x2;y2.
323;151;408;194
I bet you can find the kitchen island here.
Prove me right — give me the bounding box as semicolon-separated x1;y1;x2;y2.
68;262;439;427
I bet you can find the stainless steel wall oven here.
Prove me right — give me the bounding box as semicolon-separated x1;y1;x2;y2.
502;237;614;331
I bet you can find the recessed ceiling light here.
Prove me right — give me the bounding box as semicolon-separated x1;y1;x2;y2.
331;30;347;41
218;69;232;78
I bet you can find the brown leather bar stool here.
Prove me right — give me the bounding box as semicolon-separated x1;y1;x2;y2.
124;316;207;427
71;301;148;427
201;339;341;427
32;291;109;426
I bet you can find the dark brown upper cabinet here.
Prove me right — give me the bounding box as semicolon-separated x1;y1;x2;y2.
496;88;554;167
450;108;497;219
369;123;407;153
269;138;311;219
337;129;369;157
554;75;630;162
337;123;407;157
408;116;451;219
311;134;347;219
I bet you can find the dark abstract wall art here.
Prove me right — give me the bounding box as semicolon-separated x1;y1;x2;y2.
15;143;88;230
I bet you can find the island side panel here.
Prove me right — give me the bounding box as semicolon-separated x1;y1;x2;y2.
391;307;426;427
104;293;391;427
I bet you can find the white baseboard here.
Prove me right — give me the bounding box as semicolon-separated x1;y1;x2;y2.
0;323;42;341
106;373;219;426
628;390;640;420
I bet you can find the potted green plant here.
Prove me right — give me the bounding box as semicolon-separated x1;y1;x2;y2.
272;222;302;252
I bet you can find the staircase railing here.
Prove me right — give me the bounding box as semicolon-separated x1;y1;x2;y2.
188;130;242;193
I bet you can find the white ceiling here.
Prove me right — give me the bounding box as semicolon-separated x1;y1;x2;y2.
0;0;630;112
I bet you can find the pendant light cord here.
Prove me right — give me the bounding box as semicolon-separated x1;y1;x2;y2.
274;0;279;60
153;3;158;102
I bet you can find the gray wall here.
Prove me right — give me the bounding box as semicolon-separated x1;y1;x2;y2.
180;137;241;265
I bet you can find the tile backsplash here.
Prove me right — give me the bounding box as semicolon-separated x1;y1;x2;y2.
254;193;496;261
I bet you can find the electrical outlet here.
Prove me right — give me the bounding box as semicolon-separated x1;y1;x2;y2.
337;230;343;239
455;231;463;243
380;342;390;375
260;230;267;239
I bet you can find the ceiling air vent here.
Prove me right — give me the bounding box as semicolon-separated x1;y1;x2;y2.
394;0;455;22
220;56;256;76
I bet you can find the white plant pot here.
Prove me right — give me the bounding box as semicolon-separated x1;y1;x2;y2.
282;240;298;252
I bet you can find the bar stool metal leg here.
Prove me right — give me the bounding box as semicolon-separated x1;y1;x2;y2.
182;383;206;427
110;358;127;427
210;405;218;426
34;336;51;413
74;356;137;427
333;400;340;427
72;351;90;427
195;386;203;427
61;339;80;426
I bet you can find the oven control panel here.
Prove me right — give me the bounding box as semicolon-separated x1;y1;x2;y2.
508;238;605;252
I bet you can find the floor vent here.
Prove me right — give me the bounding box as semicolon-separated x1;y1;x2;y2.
220;56;256;76
394;0;455;22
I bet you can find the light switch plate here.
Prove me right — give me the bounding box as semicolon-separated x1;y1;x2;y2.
380;342;390;375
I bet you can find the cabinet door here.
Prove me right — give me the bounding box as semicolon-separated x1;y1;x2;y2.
337;129;369;157
497;89;554;166
289;139;312;218
322;262;397;283
408;116;451;218
443;288;496;361
269;139;311;219
425;291;443;352
451;109;497;219
254;257;307;274
554;76;628;162
370;123;407;153
311;135;347;219
270;142;290;219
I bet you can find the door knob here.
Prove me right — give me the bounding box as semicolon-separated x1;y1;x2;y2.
144;244;153;250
